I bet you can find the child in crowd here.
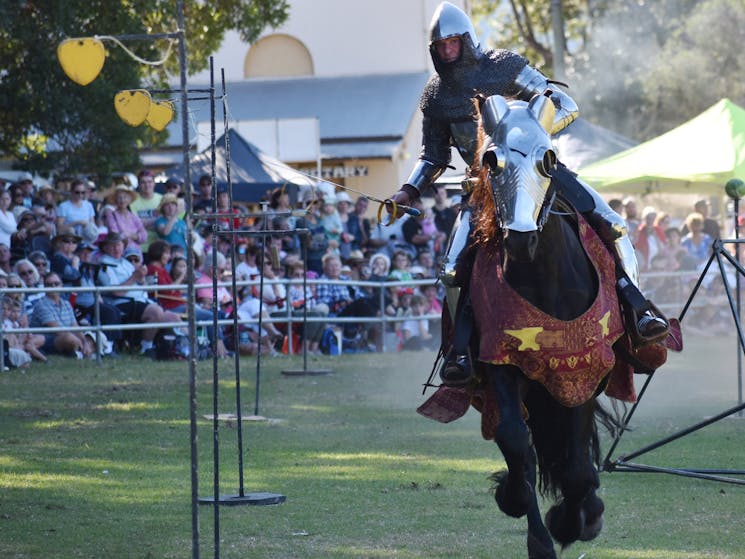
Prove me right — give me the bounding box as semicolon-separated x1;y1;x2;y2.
2;296;45;365
400;294;435;351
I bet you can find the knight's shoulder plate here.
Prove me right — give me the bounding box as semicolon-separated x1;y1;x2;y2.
479;50;529;96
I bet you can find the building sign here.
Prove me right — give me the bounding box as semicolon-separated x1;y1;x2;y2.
299;165;369;179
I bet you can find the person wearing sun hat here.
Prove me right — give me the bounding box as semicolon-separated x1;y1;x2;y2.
98;230;183;356
49;226;83;293
105;183;147;252
154;193;188;253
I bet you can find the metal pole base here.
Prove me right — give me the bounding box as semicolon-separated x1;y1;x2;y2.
281;368;332;376
198;493;286;506
202;414;277;423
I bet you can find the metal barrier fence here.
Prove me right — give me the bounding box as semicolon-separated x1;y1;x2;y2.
0;276;444;364
0;268;730;367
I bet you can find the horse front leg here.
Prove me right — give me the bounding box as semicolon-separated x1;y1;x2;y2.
487;364;534;519
524;446;558;559
545;400;603;548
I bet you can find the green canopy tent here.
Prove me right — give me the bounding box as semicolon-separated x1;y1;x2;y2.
578;99;745;196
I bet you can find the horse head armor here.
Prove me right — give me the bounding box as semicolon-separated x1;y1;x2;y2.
479;94;558;235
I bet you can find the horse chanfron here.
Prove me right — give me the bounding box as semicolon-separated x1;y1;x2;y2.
478;94;558;260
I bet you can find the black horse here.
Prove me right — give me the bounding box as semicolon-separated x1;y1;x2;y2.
421;94;645;558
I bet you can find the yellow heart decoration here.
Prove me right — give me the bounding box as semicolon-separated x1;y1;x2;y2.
57;38;106;86
114;90;152;126
145;100;175;131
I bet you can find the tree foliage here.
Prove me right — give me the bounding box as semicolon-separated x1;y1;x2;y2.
472;0;745;141
0;0;288;181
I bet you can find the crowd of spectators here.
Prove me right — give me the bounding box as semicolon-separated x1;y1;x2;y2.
0;171;454;370
613;195;741;336
4;166;735;370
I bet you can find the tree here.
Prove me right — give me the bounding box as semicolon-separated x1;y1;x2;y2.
471;0;740;141
0;0;288;181
472;0;591;76
638;0;745;137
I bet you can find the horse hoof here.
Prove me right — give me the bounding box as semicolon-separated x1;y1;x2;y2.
495;477;533;518
579;494;605;541
545;501;584;548
527;532;557;559
579;512;603;541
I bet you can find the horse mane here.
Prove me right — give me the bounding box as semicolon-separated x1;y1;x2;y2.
469;96;501;247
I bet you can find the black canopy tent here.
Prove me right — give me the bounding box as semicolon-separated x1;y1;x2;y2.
168;128;318;203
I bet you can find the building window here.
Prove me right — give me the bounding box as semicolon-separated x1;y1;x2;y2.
244;34;314;78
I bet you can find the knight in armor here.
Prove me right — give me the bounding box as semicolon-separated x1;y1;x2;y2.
387;1;668;386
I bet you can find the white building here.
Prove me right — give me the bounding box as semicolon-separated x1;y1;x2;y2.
148;0;469;203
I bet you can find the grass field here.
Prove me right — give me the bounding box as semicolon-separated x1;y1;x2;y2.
1;329;744;559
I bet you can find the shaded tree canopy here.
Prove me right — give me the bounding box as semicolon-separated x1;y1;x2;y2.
0;0;288;181
473;0;745;141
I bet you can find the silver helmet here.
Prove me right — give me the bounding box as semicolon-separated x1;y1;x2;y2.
429;1;480;67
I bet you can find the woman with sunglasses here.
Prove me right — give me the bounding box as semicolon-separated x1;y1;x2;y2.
12;259;44;308
56;179;97;242
49;228;83;293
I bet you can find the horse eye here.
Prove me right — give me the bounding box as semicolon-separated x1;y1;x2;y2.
535;148;557;177
482;146;505;175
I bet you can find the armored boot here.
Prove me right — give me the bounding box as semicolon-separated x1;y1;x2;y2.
438;207;477;386
574;176;669;345
440;289;475;386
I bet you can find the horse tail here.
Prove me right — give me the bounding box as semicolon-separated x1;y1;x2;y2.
525;385;624;499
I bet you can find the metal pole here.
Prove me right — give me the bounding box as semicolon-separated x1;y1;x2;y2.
735;198;743;416
207;57;220;558
175;2;200;557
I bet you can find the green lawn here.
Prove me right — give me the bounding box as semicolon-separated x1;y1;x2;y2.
1;331;744;559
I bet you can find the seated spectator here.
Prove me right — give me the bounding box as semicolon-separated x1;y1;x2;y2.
98;232;181;355
400;294;436;351
635;206;666;272
155;194;188;253
346;196;372;255
389;250;413;282
30;272;94;359
681;212;713;267
315;253;353;316
415;249;438;279
144;241;227;358
105;185;147;252
0;243;12;275
402;198;438;256
49;227;83;293
431;183;456;257
12;258;44;309
73;240;122;349
316;253;378;350
296;195;329;274
144;240;185;310
2;294;45;364
286;260;328;354
0;188;17;250
10;208;52;262
421;283;443;315
234;286;284;356
28;250;50;278
56;179;97;243
680;199;720;240
5;272;34;317
320;194;343;248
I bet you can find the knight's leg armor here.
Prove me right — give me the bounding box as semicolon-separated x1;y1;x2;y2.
439;208;476;385
581;182;669;345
